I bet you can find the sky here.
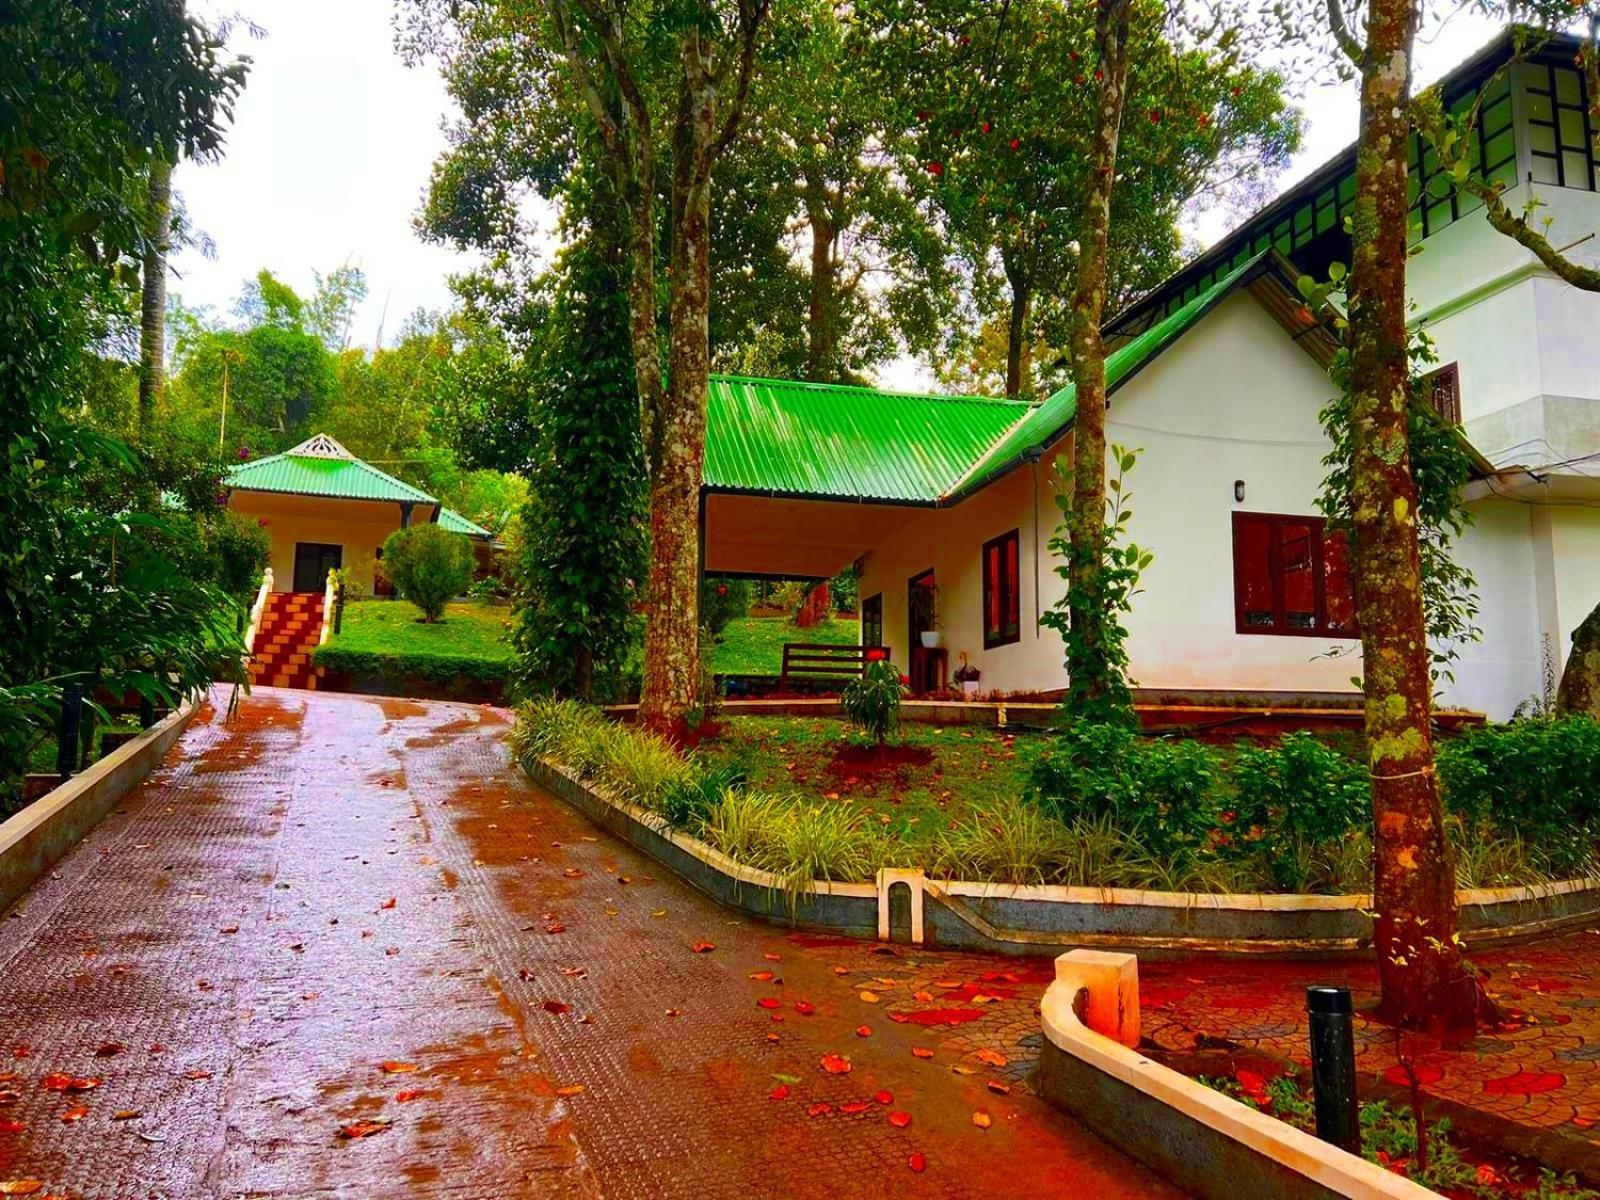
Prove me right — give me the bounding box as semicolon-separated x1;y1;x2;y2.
173;0;1507;373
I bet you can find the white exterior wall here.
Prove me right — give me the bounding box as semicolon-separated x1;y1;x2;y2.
1440;499;1543;720
860;293;1363;698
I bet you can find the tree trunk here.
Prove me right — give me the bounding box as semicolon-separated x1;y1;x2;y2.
638;40;715;734
1061;0;1131;715
1002;246;1033;400
138;156;173;441
805;170;837;381
1347;0;1473;1039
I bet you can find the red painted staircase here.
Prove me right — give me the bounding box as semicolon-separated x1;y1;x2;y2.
249;592;325;690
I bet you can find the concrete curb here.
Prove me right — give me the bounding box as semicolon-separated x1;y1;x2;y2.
522;754;1600;956
1036;951;1434;1200
0;702;197;912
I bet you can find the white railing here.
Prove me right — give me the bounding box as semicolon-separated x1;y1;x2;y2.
319;570;338;646
243;567;273;653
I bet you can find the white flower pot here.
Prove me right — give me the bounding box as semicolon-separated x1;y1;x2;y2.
919;631;943;649
961;680;981;698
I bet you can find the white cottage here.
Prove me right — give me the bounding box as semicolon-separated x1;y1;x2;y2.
698;30;1600;721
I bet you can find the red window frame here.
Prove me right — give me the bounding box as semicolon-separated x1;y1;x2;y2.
1423;362;1461;425
982;529;1021;649
1231;512;1358;638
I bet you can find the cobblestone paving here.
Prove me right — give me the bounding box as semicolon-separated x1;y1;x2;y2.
0;689;1180;1199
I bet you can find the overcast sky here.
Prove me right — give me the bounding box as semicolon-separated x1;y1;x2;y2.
172;0;1506;377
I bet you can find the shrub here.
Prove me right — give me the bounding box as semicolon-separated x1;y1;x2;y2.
841;659;905;752
700;577;752;638
663;761;745;828
380;524;473;623
1438;716;1600;870
1030;721;1221;860
933;797;1072;884
1228;733;1371;890
202;510;271;602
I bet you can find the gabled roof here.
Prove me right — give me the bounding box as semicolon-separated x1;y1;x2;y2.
226;434;437;505
703;375;1028;504
703;253;1315;507
438;506;495;539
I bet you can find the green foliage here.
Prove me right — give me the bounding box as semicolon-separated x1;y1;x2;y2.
317;600;511;686
933;797;1073;885
510;208;647;702
1438;716;1600;871
829;564;859;613
0;0;248;794
700;577;754;640
1040;446;1152;727
1229;733;1372;890
841;659;906;749
202;510;271;603
380;525;474;623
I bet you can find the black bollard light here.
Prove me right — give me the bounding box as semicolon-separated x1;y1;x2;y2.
1307;985;1360;1152
56;682;85;779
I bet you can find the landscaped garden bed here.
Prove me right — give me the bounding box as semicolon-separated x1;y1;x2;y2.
511;699;1600;899
313;598;515;701
1197;1068;1598;1198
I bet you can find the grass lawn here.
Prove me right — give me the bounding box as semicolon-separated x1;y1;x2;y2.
318;599;514;681
694;714;1044;850
710;615;858;676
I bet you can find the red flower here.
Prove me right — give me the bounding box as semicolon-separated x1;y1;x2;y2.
927;162;944;176
20;146;48;171
1148;108;1162;123
898;673;911;686
1008;138;1020;151
716;584;728;596
865;647;888;662
980;121;991;134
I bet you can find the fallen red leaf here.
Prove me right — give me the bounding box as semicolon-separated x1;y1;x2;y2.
555;1084;585;1097
976;1049;1008;1068
855;1025;872;1038
38;1074;72;1092
338;1118;393;1139
889;1008;983;1027
820;1052;852;1075
60;1106;88;1123
757;997;780;1010
93;1043;123;1058
563;869;583;879
0;1120;23;1133
691;941;715;954
763;953;780;962
112;1109;141;1120
908;1152;927;1173
888;1110;911;1128
987;1080;1011;1095
806;1102;832;1117
379;897;396;910
183;1069;212;1080
765;1032;781;1044
911;1047;934;1060
395;1090;426;1103
545;923;565;934
1484;1069;1565;1096
838;1100;870;1114
874;1090;893;1105
769;1084;789;1101
380;1061;418;1074
543;1000;572;1015
793;1001;815;1016
0;1182;44;1195
749;970;775;982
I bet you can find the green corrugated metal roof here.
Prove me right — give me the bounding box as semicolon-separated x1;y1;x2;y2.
226;435;437;505
945;254;1269;498
438;507;494;539
704;375;1027;504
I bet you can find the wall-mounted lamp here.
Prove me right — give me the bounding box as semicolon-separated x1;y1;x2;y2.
1234;479;1246;503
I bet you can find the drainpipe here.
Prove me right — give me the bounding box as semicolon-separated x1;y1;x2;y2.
399;501;414;529
1024;448;1044;636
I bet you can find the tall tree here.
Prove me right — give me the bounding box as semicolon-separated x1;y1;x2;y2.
1324;0;1475;1035
137;156;173;438
868;0;1300;398
541;0;770;731
1062;0;1134;716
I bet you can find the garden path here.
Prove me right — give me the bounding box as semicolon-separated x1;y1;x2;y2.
0;688;1179;1199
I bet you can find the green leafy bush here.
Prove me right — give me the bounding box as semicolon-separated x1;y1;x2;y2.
1228;733;1371;890
1438;716;1600;871
312;645;510;684
203;510;272;602
700;577;753;639
1029;721;1220;860
380;524;474;622
841;658;905;751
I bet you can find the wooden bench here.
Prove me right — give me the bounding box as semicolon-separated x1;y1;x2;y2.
779;643;886;692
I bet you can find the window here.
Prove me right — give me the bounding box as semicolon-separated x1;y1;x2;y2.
982;529;1021;648
1232;513;1357;638
861;593;883;648
1423;362;1461;425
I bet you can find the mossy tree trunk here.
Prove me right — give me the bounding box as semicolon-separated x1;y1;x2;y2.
1342;0;1474;1038
138;156;173;441
1557;602;1600;719
1062;0;1131;714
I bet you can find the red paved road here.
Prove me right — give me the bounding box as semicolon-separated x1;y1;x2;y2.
0;689;1181;1199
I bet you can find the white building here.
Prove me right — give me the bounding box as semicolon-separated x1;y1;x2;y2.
698;31;1600;721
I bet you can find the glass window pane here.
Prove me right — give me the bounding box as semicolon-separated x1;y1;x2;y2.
1527;91;1554;122
1531;124;1557;155
1004;537;1019;633
1235;519;1274;629
1560;109;1586;149
1483;130;1515;169
1532;156;1561;186
1556;68;1581;106
1564;151;1589;187
1279;523;1317;629
985;546;1000;637
1426;198;1453;232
